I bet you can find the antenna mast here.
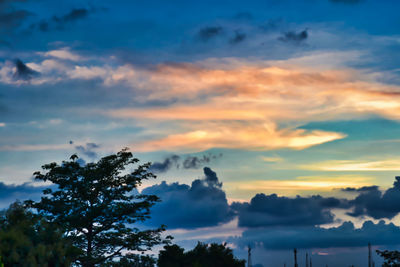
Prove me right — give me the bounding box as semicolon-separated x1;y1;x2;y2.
306;253;309;267
248;245;252;267
368;243;372;267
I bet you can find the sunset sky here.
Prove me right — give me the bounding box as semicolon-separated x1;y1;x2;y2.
1;0;400;266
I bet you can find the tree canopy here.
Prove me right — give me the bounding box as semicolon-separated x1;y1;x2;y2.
377;250;400;267
158;242;246;267
0;201;79;266
28;149;171;267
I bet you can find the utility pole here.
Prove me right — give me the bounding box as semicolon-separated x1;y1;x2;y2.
368;243;372;267
294;249;298;267
310;256;312;267
306;253;309;267
248;245;252;267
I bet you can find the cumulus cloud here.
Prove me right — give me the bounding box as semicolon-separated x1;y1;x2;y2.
142;167;234;229
347;177;400;219
0;182;46;209
234;220;400;250
233;193;347;227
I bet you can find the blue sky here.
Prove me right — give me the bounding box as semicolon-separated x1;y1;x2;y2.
1;0;400;266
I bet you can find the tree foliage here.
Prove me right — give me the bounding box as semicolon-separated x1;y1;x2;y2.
158;242;246;267
102;254;156;267
28;149;170;267
377;250;400;267
0;201;79;266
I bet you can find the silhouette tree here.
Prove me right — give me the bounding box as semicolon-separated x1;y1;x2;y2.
158;242;245;267
377;250;400;267
28;149;171;267
0;201;79;266
158;244;185;267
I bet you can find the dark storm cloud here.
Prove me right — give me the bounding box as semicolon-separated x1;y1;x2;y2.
182;153;222;169
197;26;224;42
31;8;92;32
13;59;39;81
341;186;379;192
0;182;46;208
0;0;31;39
58;8;89;22
0;9;31;29
235;220;400;250
278;29;308;44
149;155;180;173
234;193;348;227
75;142;100;159
347;177;400;219
142;167;233;229
203;167;222;188
229;30;246;44
150;153;222;173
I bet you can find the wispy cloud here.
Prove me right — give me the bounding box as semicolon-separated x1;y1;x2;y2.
2;50;400;153
225;175;373;193
42;48;82;61
131;123;345;152
0;144;70;152
301;159;400;171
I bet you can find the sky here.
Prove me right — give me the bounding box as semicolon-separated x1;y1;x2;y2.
1;0;400;266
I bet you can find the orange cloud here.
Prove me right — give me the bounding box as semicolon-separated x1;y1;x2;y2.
131;123;346;152
4;51;398;152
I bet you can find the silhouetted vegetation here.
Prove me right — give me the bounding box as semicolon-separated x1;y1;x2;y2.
22;149;170;266
0;149;251;266
0;202;79;266
377;250;400;267
158;242;246;267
